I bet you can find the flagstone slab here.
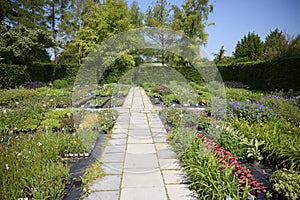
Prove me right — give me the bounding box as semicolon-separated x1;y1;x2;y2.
122;169;164;188
120;187;167;200
89;175;121;191
85;191;119;200
101;152;125;163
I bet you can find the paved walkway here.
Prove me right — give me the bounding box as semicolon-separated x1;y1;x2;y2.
85;87;196;200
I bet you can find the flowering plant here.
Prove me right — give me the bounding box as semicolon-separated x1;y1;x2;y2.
197;133;266;195
227;100;275;123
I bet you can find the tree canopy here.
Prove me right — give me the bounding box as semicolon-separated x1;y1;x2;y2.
0;0;217;66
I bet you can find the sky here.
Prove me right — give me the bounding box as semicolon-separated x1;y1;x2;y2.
126;0;300;60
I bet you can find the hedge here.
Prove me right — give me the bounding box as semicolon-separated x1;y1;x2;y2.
217;56;300;91
0;64;30;89
0;63;80;89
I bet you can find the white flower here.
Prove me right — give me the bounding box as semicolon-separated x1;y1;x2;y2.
5;164;9;170
62;128;65;131
3;109;6;114
43;104;47;107
50;99;53;102
37;142;42;146
28;151;31;154
15;102;19;105
66;113;71;117
17;153;22;158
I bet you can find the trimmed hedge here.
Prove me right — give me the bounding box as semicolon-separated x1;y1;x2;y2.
218;56;300;91
0;64;30;89
0;63;80;89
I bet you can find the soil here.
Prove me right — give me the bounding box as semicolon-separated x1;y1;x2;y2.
239;159;275;200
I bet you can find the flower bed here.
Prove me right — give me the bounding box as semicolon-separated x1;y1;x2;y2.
197;133;266;195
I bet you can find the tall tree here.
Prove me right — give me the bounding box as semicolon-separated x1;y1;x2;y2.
234;32;264;61
171;0;214;64
289;35;300;56
263;28;288;59
7;0;47;28
60;0;133;64
213;45;226;64
181;0;214;45
145;0;172;65
130;1;143;28
45;0;70;63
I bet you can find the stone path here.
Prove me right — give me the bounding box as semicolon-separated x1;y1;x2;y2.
85;87;197;200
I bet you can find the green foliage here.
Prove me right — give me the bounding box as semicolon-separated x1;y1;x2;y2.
213;45;226;64
61;0;133;64
225;87;264;102
218;56;300;91
230;118;300;169
100;54;135;84
0;64;30;89
179;0;214;45
0;63;79;89
53;79;69;89
270;168;300;200
261;95;300;126
233;31;264;61
210;125;248;159
169;127;250;199
263;28;289;59
96;110;118;133
129;1;143;27
0;132;69;200
0;23;53;65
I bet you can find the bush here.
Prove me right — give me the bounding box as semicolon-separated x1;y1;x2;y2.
270;168;300;200
53;79;69;89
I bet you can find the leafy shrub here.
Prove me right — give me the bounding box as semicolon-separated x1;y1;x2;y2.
207;125;248;158
270;168;300;200
230;119;300;169
95;109;118;133
53;79;69;89
154;84;172;96
161;93;178;105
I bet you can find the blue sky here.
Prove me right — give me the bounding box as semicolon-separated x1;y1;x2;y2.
126;0;300;59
